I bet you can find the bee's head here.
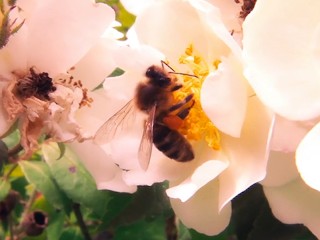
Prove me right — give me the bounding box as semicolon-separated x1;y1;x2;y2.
146;65;171;88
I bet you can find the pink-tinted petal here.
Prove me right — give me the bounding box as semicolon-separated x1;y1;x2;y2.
166;160;228;202
296;122;320;191
243;0;320;120
170;180;231;236
261;151;300;187
188;0;242;59
69;141;116;186
131;0;231;65
0;24;28;78
270;115;312;152
201;55;247;137
97;170;137;193
71;38;119;91
112;45;165;76
206;0;242;33
264;178;320;238
26;0;115;76
122;141;223;190
102;45;164;103
218;96;272;210
120;0;156;15
74;90;110;135
0;82;13;136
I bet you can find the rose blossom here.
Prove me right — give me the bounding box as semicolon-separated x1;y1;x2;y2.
92;0;273;235
242;0;320;192
0;0;114;157
243;0;320;235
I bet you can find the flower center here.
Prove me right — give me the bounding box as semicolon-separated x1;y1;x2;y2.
15;68;56;100
173;44;221;150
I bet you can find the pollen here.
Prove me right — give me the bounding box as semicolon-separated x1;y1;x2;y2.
174;44;221;150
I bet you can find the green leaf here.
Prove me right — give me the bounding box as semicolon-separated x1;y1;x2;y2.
1;128;20;149
56;142;66;160
0;6;10;48
95;192;133;232
177;222;191;240
19;161;70;210
10;18;24;34
247;202;317;240
112;183;171;227
0;140;8;172
92;67;125;91
0;179;10;201
114;217;167;240
60;227;84;240
42;142;113;217
47;210;66;240
107;67;125;78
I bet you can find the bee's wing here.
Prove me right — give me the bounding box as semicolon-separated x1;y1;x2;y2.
93;99;136;144
138;104;156;171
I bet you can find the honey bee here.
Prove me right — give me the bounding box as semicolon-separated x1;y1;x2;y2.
94;61;195;170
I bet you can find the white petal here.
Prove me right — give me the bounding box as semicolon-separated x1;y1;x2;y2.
261;151;300;187
166;160;228;202
270;115;312;152
201;55;247;137
296;122;320;191
170;180;231;236
218;96;272;210
264;178;320;238
243;0;320;120
27;0;115;76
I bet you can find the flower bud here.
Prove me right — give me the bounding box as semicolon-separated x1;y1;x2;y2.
22;210;48;236
0;190;20;220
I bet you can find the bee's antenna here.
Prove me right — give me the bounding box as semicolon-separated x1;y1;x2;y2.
168;72;199;78
161;60;198;78
161;60;175;72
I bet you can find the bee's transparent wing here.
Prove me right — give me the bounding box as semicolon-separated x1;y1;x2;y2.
138;104;156;171
93;99;136;144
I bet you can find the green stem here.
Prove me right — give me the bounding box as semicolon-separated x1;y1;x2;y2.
73;203;92;240
14;189;37;235
8;214;14;240
8;143;23;157
4;163;17;180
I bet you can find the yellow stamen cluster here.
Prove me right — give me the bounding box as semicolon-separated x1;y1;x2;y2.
174;44;221;150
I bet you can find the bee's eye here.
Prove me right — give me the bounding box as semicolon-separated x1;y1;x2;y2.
146;67;155;77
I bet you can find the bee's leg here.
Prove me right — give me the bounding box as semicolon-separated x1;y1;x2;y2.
170;84;182;92
169;94;194;112
176;100;195;120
